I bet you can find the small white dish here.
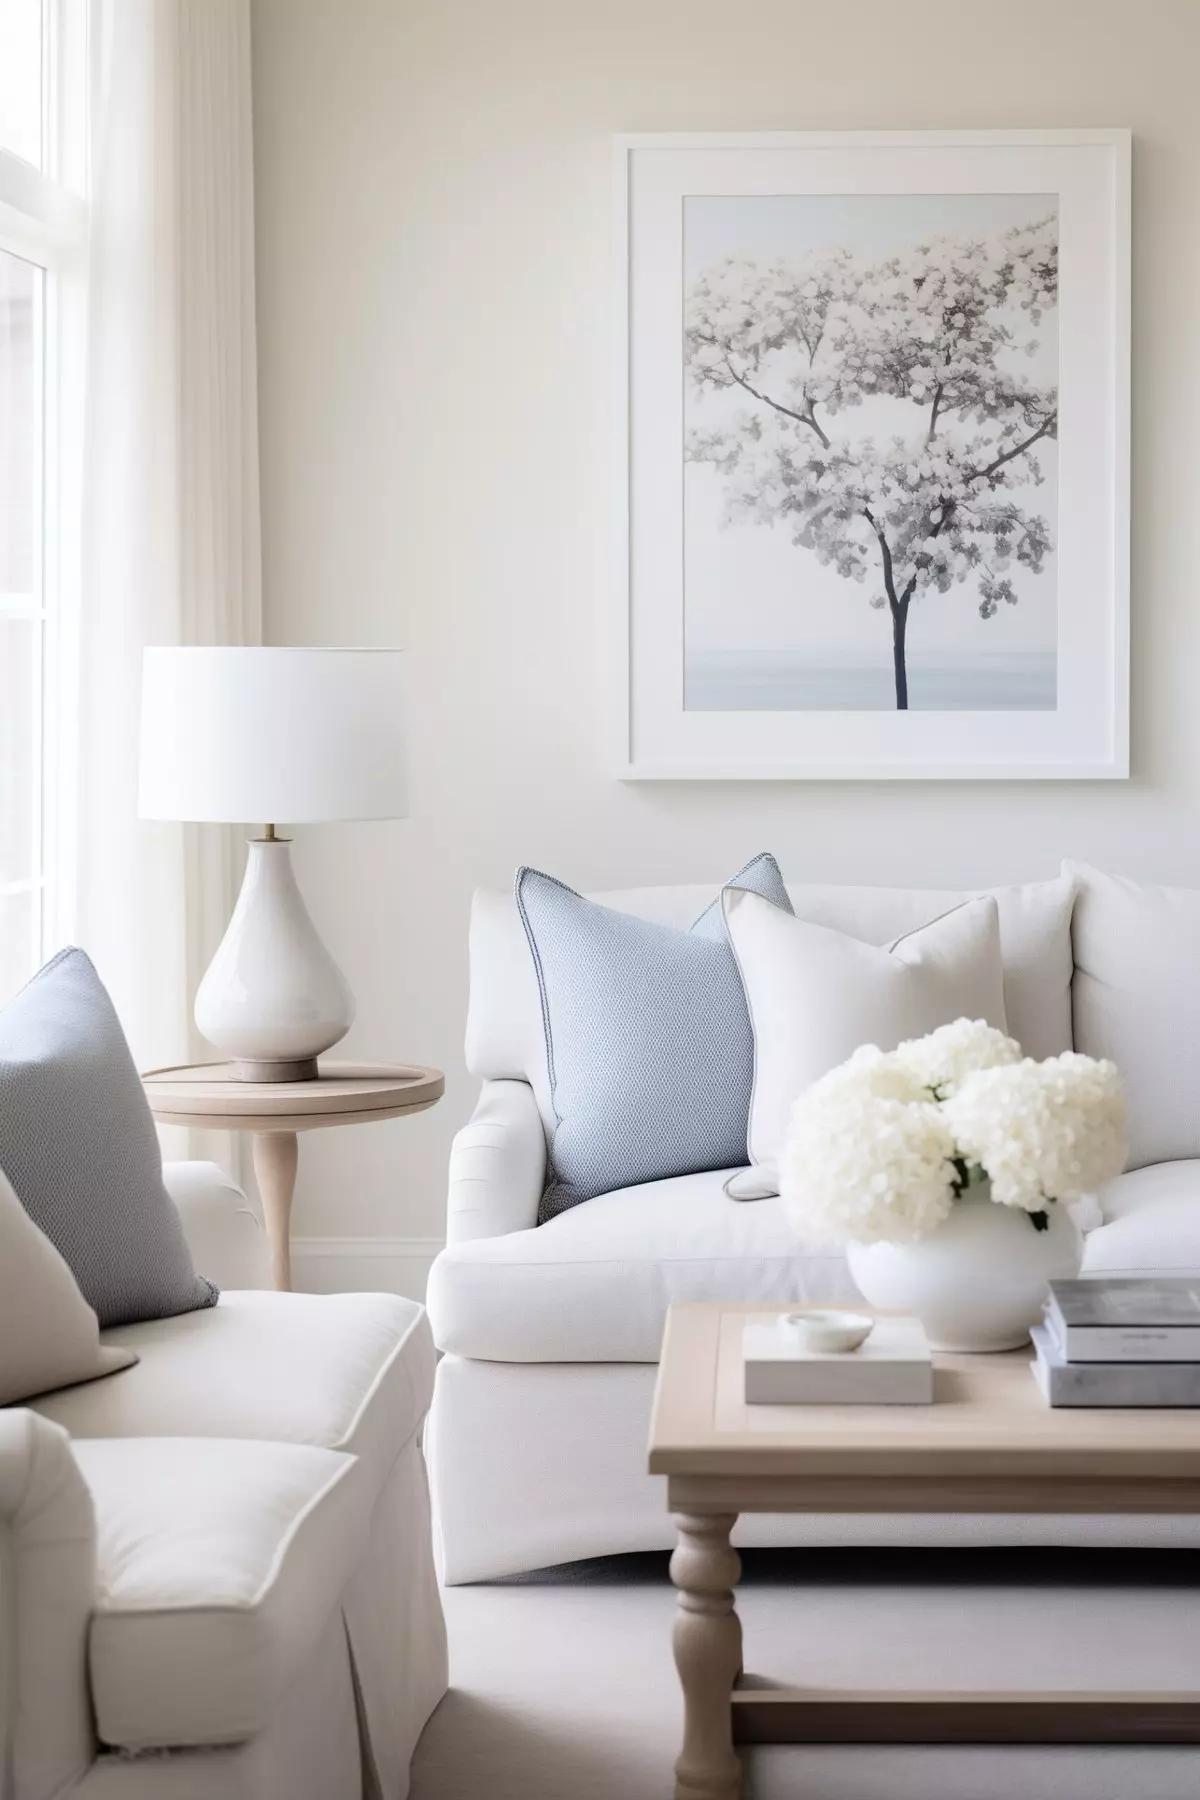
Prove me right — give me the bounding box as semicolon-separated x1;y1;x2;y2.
777;1309;875;1355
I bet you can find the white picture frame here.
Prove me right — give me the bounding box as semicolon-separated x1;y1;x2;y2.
615;130;1130;780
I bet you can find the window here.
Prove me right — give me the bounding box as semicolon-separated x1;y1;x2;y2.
0;0;86;1001
0;246;42;999
0;0;43;167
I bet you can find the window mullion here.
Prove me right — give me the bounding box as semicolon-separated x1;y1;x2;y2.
0;149;85;267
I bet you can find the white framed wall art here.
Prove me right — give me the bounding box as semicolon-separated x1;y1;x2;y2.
615;130;1130;779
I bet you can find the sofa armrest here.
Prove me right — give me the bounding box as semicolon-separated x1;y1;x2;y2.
446;1080;546;1245
0;1411;96;1800
162;1160;272;1290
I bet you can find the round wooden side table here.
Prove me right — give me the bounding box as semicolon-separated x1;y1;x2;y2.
142;1060;445;1292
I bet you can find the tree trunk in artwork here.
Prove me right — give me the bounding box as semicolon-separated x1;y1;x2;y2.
891;595;910;711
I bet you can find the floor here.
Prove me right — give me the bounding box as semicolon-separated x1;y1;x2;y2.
410;1549;1200;1800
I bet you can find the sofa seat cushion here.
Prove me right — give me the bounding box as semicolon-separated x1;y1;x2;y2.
1083;1161;1200;1276
427;1169;860;1361
33;1291;434;1496
73;1436;370;1750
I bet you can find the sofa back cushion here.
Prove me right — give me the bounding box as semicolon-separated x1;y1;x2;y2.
515;854;792;1216
467;874;1076;1098
1069;863;1200;1170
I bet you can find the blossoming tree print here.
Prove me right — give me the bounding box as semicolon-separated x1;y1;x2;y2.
683;194;1059;712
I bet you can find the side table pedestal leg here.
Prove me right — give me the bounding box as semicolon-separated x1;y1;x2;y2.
253;1131;299;1292
670;1511;743;1800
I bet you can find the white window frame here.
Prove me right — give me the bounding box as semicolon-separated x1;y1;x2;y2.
0;0;88;973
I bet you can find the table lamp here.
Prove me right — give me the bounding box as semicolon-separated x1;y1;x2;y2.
138;647;408;1081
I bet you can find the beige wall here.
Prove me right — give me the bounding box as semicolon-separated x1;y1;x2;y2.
249;0;1200;1272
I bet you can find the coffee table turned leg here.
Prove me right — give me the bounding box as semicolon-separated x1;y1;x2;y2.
252;1130;299;1292
670;1512;743;1800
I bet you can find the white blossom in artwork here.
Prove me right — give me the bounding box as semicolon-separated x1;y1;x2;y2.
943;1053;1127;1213
685;217;1058;709
893;1017;1023;1098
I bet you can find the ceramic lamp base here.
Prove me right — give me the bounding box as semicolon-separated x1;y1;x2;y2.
195;838;354;1081
233;1056;320;1083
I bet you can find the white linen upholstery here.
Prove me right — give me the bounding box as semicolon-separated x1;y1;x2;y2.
1096;1159;1200;1221
74;1437;370;1750
33;1290;434;1497
725;890;1007;1165
429;1168;860;1362
1068;862;1200;1168
161;1160;272;1290
430;1160;1200;1368
339;1434;449;1800
465;873;1076;1091
427;1355;1200;1585
0;1168;135;1405
446;1078;545;1245
4;1166;446;1799
466;885;554;1110
429;1158;1200;1577
73;1603;363;1800
1084;1162;1200;1276
0;1410;97;1800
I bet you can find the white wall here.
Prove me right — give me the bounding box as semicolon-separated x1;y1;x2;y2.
249;0;1200;1278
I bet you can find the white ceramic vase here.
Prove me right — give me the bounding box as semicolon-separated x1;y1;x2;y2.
194;838;354;1081
845;1187;1083;1352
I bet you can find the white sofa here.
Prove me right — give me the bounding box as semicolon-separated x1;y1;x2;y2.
427;869;1200;1583
1;1162;447;1800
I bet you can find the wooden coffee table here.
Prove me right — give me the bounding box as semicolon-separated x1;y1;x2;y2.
649;1302;1200;1800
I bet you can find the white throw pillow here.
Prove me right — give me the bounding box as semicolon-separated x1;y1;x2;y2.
724;890;1008;1169
1067;862;1200;1170
0;1166;136;1405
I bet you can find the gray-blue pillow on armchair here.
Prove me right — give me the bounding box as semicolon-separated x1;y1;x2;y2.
515;853;792;1219
0;947;217;1328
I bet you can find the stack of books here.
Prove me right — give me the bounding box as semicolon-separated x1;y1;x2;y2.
1032;1278;1200;1406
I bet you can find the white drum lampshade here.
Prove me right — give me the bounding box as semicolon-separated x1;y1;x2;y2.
139;648;409;1080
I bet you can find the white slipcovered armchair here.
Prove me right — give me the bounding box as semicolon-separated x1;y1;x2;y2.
1;1163;447;1800
426;872;1200;1583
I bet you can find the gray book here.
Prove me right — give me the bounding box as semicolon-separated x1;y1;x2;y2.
1032;1325;1200;1407
1046;1278;1200;1362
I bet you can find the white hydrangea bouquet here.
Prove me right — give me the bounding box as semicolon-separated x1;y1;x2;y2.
781;1019;1127;1248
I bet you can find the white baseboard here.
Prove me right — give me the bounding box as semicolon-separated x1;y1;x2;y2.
290;1235;444;1302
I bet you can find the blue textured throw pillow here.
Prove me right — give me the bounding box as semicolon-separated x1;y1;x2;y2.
0;948;217;1328
515;854;792;1219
